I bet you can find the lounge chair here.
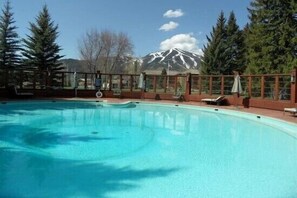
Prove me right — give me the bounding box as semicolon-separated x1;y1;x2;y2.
7;85;34;98
284;108;297;116
201;96;225;105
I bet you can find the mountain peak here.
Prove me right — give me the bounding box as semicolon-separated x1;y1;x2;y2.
142;48;201;72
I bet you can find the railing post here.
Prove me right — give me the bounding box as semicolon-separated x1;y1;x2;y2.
153;76;157;93
209;76;213;95
248;76;252;97
61;72;64;88
174;75;178;93
291;68;297;104
198;76;202;95
164;76;167;93
119;75;122;90
221;76;224;95
261;76;265;99
84;73;88;89
109;74;112;91
187;73;192;95
274;76;279;101
130;75;133;92
187;73;191;95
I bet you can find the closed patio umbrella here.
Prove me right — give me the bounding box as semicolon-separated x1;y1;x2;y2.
138;73;145;89
231;74;242;96
231;74;242;108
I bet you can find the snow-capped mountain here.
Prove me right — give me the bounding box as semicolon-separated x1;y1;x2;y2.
142;48;202;72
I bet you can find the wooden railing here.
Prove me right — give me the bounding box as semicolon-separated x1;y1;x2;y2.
0;68;296;109
0;70;141;92
190;74;292;101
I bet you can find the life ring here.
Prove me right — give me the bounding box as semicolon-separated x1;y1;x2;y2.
96;91;103;98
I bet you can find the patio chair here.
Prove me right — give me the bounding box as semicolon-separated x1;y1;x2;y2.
7;85;34;98
201;96;225;105
284;108;297;116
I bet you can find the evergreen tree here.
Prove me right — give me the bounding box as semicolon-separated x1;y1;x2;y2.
245;0;297;74
242;23;250;71
0;1;21;69
22;5;64;86
202;11;245;75
201;11;228;75
224;11;245;74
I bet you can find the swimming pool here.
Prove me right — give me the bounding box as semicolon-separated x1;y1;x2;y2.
0;101;297;197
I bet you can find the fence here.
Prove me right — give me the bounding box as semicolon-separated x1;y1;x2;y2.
190;74;292;101
0;70;141;92
0;69;296;110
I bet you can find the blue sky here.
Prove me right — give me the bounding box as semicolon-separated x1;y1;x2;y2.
2;0;251;59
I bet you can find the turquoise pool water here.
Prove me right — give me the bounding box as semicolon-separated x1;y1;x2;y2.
0;101;297;197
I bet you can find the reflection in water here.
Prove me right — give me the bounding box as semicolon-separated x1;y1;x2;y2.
0;147;179;198
0;103;227;160
0;103;182;197
0;102;219;197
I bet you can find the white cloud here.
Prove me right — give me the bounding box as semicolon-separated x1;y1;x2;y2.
163;9;184;18
159;33;203;55
159;21;179;31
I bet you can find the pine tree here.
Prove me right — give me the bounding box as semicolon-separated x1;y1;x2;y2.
22;5;64;86
242;23;250;72
0;1;21;69
224;11;245;74
245;0;297;74
201;11;228;75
